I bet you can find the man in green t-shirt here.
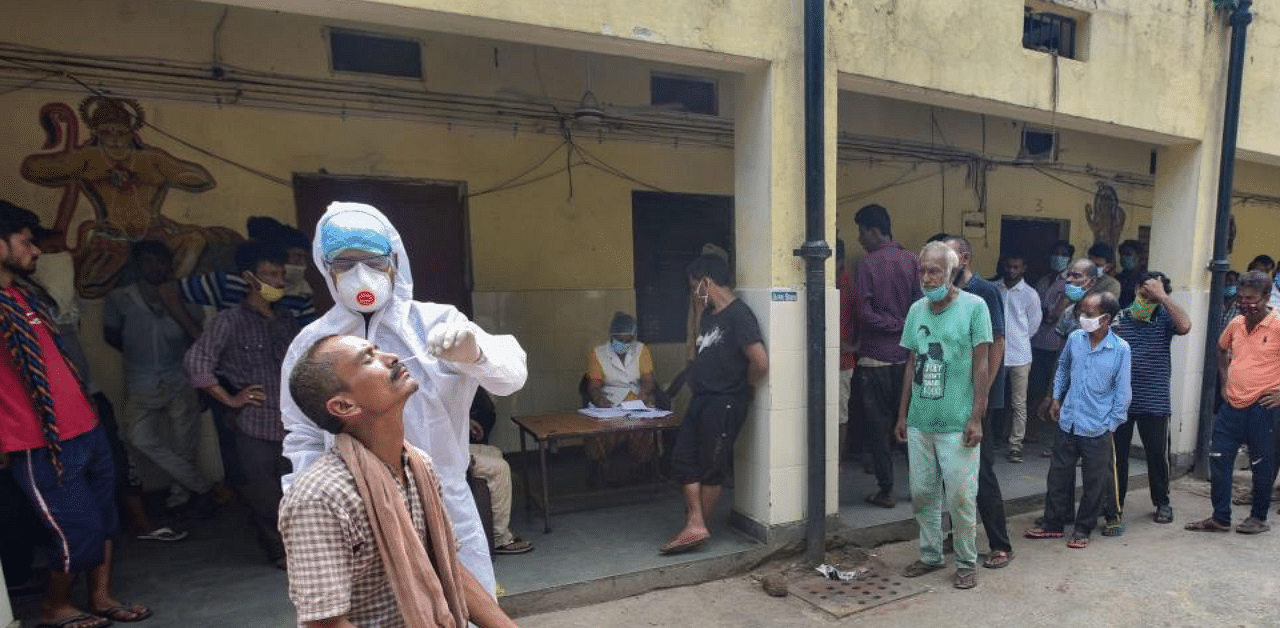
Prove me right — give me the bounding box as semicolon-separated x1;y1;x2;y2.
895;241;993;591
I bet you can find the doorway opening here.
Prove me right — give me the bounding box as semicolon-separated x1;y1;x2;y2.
630;191;733;345
1000;216;1070;286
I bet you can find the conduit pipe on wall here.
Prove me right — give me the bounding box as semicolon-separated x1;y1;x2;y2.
1196;0;1252;477
794;0;830;564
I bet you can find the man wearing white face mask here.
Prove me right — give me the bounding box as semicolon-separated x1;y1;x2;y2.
280;202;527;599
1025;292;1130;549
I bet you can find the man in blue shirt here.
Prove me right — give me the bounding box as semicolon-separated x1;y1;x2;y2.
1025;292;1131;548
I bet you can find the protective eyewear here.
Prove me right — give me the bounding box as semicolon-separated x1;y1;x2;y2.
326;254;393;274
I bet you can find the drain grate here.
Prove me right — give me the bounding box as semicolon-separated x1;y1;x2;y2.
791;570;926;617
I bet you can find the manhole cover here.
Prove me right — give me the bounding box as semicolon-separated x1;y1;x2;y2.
791;570;926;617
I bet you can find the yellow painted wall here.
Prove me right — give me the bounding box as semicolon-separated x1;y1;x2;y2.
0;0;738;453
219;0;790;67
1229;160;1280;271
1238;7;1280;161
835;92;1155;278
833;0;1220;142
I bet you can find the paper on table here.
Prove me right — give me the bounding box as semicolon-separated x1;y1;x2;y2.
619;399;649;410
578;407;630;419
628;409;673;419
577;406;673;420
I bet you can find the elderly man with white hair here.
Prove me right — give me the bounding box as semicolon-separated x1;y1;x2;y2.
279;202;528;600
894;241;992;590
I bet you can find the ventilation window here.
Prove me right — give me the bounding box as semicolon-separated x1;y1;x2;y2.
1019;128;1058;161
329;28;422;79
1023;6;1079;59
650;73;718;115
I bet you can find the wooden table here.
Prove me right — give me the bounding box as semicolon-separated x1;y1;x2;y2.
511;411;682;533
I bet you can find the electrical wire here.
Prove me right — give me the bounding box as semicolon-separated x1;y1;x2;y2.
836;164;936;205
1031;166;1154;209
571;142;670;192
0;73;55;96
0;42;1191;209
464;140;569;197
0;56;293;187
466;160;583;200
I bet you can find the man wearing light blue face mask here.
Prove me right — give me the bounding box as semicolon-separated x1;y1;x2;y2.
1053;259;1100;340
896;241;992;590
1035;259;1100;430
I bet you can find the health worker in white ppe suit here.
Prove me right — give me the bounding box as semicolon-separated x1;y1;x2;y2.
279;202;527;598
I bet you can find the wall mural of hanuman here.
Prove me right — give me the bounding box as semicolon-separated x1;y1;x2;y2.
21;96;241;299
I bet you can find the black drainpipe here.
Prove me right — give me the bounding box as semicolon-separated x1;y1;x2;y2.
795;0;830;563
1195;0;1252;477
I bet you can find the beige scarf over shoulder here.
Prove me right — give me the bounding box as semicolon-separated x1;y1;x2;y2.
336;433;468;628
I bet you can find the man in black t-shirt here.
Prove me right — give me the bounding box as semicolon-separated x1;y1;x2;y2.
660;255;769;555
944;235;1014;570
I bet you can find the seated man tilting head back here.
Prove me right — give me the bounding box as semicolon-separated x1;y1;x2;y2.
281;334;521;628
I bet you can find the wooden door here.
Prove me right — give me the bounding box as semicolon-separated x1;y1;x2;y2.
292;175;472;317
1000;216;1069;286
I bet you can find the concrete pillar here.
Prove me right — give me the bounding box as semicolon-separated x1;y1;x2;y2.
729;45;839;541
1148;142;1222;472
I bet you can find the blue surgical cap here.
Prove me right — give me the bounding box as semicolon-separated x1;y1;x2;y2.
320;210;391;261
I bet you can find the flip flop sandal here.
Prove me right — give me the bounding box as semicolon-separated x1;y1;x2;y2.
1184;517;1231;532
35;613;111;628
137;527;187;542
982;550;1015;569
953;568;978;590
901;560;946;578
91;603;151;622
659;533;709;555
1024;528;1065;539
1066;534;1089;549
493;538;535;555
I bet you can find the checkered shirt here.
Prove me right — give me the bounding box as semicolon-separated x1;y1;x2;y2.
279;447;446;627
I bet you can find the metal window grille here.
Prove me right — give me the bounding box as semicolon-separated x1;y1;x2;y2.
650;74;719;115
1023;10;1077;59
329;29;422;79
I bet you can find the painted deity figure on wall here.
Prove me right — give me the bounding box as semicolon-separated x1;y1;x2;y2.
21;96;240;298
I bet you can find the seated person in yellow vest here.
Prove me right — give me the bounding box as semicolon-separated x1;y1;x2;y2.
468;389;534;555
584;311;659;483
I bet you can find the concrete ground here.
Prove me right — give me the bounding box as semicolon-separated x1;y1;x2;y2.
520;476;1280;628
0;451;1178;627
837;438;1146;530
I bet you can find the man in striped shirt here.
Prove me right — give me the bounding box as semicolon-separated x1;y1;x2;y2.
1106;271;1190;528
